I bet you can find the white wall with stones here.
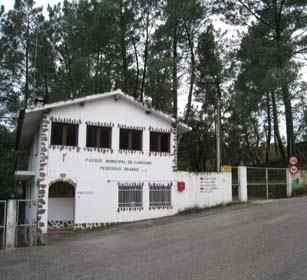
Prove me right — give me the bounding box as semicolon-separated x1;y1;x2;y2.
27;95;232;234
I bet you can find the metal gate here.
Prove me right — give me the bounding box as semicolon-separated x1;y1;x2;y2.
231;167;239;201
0;200;6;249
247;167;287;200
16;199;38;247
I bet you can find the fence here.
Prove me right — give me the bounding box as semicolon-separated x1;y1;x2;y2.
15;199;38;247
246;167;287;200
0;201;6;249
231;167;239;201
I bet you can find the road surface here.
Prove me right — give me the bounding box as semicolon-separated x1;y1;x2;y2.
1;197;307;280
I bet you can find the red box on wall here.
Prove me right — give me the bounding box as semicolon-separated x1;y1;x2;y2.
177;181;185;192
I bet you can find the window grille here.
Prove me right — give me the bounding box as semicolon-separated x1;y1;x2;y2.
86;125;112;148
118;183;143;210
119;129;143;151
51;122;78;146
150;132;171;153
149;183;172;209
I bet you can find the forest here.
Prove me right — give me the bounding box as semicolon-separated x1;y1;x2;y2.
0;0;307;196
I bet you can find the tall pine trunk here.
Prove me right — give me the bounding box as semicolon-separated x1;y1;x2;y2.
172;22;178;120
265;92;272;163
15;14;30;152
271;91;286;160
132;37;139;99
140;9;150;103
282;85;295;157
119;0;128;93
184;24;195;123
273;0;294;159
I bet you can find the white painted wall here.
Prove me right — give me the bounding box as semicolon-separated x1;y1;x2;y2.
27;95;232;233
175;172;232;211
40;96;176;232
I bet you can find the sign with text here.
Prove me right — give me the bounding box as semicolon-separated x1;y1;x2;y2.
289;165;299;176
222;165;232;172
289;156;299;166
289;156;299;175
85;158;152;173
200;176;218;193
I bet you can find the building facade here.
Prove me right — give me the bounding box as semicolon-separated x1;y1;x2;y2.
20;90;186;234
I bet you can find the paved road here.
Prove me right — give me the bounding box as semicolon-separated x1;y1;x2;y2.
1;197;307;280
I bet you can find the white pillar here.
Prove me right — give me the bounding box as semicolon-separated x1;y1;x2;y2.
238;166;248;202
227;172;233;203
6;199;17;249
286;169;292;197
143;129;150;154
78;122;86;149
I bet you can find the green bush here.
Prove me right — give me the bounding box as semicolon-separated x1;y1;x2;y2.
0;126;16;199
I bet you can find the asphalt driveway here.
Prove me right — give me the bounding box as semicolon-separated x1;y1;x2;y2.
1;197;307;280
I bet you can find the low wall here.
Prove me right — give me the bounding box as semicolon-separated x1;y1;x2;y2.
44;172;232;231
175;172;232;211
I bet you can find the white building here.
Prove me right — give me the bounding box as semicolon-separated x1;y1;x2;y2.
18;90;190;234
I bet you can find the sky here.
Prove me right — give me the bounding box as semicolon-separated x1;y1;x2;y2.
1;0;62;12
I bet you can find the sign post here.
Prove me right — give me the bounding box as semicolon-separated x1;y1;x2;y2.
289;156;298;167
288;156;303;194
288;156;299;176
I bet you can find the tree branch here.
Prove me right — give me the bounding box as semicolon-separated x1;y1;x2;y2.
237;0;272;28
293;47;307;55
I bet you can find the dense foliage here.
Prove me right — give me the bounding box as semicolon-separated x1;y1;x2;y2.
0;0;307;195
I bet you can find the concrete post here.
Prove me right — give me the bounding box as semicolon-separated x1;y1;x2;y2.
238;166;248;202
265;168;269;200
286;169;292;197
5;199;17;249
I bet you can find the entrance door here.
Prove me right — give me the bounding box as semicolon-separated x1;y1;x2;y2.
48;181;75;229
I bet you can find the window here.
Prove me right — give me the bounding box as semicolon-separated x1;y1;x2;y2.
120;129;142;151
51;122;78;146
118;184;143;209
86;125;112;148
149;184;172;208
150;132;171;153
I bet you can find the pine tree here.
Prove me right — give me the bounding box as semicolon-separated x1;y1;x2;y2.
213;0;307;158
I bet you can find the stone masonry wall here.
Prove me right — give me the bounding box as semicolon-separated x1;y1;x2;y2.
37;112;50;239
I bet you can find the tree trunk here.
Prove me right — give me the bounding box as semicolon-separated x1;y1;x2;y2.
94;50;100;93
43;74;49;104
99;50;105;93
273;0;294;159
265;92;272;163
271;91;286;160
215;78;222;172
184;24;195;123
282;85;295;157
132;37;139;99
140;9;150;102
172;22;178;120
119;0;128;93
15;14;30;152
